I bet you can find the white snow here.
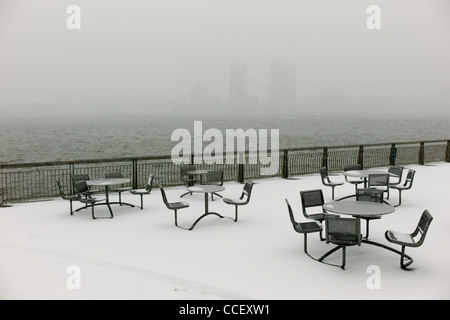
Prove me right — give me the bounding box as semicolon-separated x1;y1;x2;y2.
1;163;449;300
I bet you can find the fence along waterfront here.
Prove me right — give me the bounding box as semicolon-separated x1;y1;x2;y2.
1;139;449;203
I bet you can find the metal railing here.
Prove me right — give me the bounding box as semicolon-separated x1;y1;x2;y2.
1;139;449;203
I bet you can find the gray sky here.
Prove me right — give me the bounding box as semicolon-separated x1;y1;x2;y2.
0;0;449;113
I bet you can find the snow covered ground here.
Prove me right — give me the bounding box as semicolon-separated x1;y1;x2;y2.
1;163;449;300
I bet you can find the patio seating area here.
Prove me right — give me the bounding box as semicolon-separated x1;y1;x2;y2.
0;162;449;299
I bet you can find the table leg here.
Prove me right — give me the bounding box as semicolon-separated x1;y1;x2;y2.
105;186;109;203
204;192;209;214
85;186;114;219
362;239;413;261
104;186;114;218
105;185;135;208
180;192;225;230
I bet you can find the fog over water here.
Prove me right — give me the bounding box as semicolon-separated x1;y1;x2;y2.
0;113;448;163
0;1;449;162
1;1;449;114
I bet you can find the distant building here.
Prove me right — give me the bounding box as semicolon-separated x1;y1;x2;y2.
268;60;296;109
190;82;210;110
229;60;248;110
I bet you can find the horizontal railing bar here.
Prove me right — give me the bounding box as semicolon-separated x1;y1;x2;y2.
2;138;449;203
1;139;449;169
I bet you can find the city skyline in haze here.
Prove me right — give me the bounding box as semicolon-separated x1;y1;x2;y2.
0;0;449;117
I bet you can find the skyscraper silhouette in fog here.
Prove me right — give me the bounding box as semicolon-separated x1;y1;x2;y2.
268;60;296;109
229;60;248;110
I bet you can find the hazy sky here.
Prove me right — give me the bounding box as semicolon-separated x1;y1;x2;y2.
0;0;449;112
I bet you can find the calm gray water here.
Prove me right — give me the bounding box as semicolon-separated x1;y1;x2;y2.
1;112;449;164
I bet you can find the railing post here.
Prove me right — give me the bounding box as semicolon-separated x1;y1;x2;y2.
322;147;328;168
390;144;397;166
419;142;425;165
69;162;75;194
132;159;138;189
358;145;364;168
237;152;245;183
0;165;4;205
282;150;289;179
446;141;450;162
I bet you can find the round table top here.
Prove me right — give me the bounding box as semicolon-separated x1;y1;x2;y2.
86;178;130;186
187;185;225;193
342;169;390;178
323;200;395;217
187;170;209;175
